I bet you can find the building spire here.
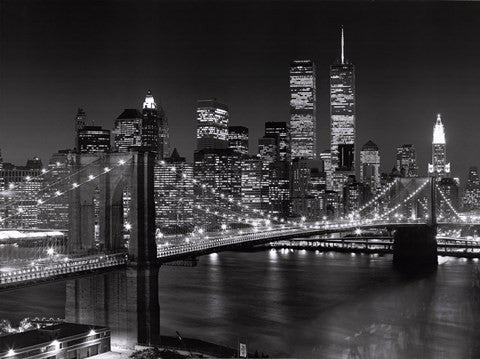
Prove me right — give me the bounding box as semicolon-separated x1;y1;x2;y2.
341;26;344;65
143;89;157;110
433;113;445;144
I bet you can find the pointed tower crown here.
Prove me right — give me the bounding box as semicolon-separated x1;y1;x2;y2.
433;113;446;144
143;90;157;110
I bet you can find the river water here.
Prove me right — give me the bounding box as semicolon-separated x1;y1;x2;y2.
1;250;480;358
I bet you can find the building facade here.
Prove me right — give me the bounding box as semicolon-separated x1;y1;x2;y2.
155;149;194;232
264;122;290;162
330;29;356;190
113;109;143;152
360;140;380;193
77;126;110;154
0;323;110;359
228;126;249;156
463;166;480;210
289;60;317;160
0;158;44;228
142;90;169;158
196;100;229;151
396;144;418;177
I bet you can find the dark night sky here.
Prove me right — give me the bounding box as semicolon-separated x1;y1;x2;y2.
1;1;480;184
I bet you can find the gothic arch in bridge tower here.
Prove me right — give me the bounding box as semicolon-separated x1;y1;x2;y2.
68;150;157;264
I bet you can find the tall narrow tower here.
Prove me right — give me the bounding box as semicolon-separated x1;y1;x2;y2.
330;27;356;192
428;114;450;178
141;90;170;158
289;60;317;160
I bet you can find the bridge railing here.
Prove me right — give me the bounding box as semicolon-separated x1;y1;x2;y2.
0;252;128;285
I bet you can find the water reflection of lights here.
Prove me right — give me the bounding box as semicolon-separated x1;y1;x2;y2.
438;256;450;265
209;253;218;263
269;249;278;262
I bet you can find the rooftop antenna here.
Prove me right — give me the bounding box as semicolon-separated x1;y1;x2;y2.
341;26;345;65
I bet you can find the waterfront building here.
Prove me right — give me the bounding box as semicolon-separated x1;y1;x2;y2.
269;161;291;218
194;148;241;215
330;28;356;189
0;157;44;228
155;149;194;232
241;156;271;212
428;114;450;178
0;323;110;359
142;90;169;158
463;166;480;210
37;150;75;229
360;140;380;193
290;158;325;220
113;109;143;152
228;126;249;156
289;60;317;160
396;144;418;177
77;126;110;154
265;122;290;162
196;100;229;151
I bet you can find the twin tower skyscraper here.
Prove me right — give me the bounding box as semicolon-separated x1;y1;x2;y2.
289;27;355;191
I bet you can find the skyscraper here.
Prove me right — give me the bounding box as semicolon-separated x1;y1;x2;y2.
155;149;194;231
289;60;317;160
228;126;249;155
142;90;170;158
38;150;74;229
196;100;229;151
265;122;290;162
0;157;44;228
113;109;143;152
194;148;241;210
258;137;278;163
463;166;480;210
396;144;418;177
77;126;111;153
360;140;380;193
330;28;355;186
428;114;450;178
320;150;333;191
241;156;271;212
74;108;87;150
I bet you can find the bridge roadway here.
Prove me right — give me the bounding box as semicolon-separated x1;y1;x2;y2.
0;219;475;290
0;253;128;290
155;220;444;262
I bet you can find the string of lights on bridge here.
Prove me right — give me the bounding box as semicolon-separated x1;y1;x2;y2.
436;186;463;220
351;177;400;218
378;179;430;220
0;157;106;209
0;157;132;224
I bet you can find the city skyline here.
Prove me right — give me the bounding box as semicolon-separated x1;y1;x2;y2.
2;1;480;183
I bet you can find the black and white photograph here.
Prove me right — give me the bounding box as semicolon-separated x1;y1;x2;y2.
1;0;480;358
